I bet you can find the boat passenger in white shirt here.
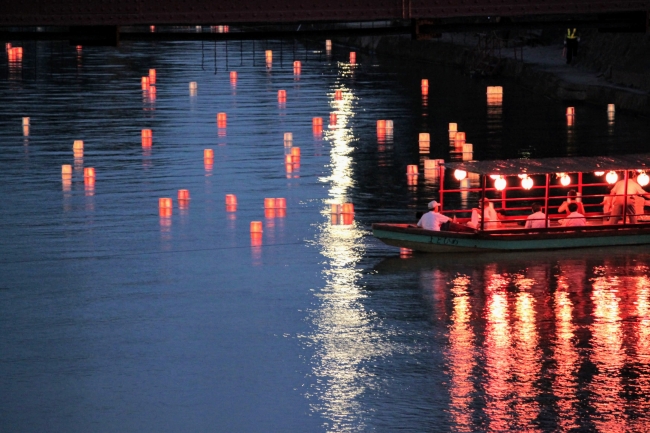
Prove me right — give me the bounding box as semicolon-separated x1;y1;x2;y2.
417;200;451;231
564;202;587;227
467;198;499;229
607;171;650;224
525;203;547;229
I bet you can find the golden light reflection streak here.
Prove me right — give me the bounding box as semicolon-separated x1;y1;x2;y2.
590;270;627;432
553;273;579;432
484;272;512;432
447;275;475;432
512;275;541;431
632;274;650;433
309;67;390;432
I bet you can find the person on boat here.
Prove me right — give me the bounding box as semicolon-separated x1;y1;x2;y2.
599;184;615;223
417;200;451;231
607;171;650;225
468;198;499;229
558;190;585;216
525;203;547;229
564;202;586;227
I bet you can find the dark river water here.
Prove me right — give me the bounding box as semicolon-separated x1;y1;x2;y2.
2;37;650;432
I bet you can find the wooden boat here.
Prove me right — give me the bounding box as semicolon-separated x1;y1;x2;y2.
373;154;650;253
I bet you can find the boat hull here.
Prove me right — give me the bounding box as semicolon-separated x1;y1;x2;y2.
372;223;650;253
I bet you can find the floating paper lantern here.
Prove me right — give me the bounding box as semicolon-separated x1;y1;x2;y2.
342;203;354;214
638;172;649;187
159;198;172;209
265;50;272;63
141;129;152;139
204;149;214;159
329;113;337;125
560;174;571;186
22;117;29;126
312;117;323;134
62;164;72;175
278;90;286;102
217;112;227;128
73;140;84;151
334;90;342;100
225;194;237;205
293;61;301;74
462;143;473;161
407;165;418;175
421;79;429;95
331;204;341;214
264;198;276;209
606;171;618;184
84;167;95;178
283;132;293;143
495;176;507;191
566;107;575;116
455;132;466;147
350;52;356;64
607;104;615;113
385;120;393;132
342;213;354;225
250;221;263;233
454;169;467;181
189;81;197;91
377;120;386;130
325;40;332;50
149;69;156;84
230;71;237;83
141;77;149;90
276;198;286;209
419;133;430;144
178;189;190;200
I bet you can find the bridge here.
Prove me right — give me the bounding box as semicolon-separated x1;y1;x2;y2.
1;1;648;44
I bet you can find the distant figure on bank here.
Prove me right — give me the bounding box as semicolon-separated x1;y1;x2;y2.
565;28;579;64
564;202;586;227
417;200;451;231
607;171;650;224
468;198;499;229
525;203;547;229
558;190;585;216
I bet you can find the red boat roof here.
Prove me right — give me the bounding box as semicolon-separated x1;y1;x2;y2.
442;153;650;176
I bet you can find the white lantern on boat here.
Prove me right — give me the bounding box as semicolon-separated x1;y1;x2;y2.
494;176;506;191
454;169;467;181
489;174;500;180
594;171;605;176
560;174;571;186
521;176;534;190
606;171;618;184
638;172;649;187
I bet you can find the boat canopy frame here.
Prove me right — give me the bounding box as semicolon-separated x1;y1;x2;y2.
438;154;650;232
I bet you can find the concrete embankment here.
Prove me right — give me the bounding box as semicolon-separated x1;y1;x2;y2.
341;30;650;116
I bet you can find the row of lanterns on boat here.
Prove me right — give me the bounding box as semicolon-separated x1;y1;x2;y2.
452;168;649;190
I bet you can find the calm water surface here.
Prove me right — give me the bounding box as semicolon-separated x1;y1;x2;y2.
1;39;650;432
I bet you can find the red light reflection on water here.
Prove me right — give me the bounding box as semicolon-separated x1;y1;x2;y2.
436;255;650;432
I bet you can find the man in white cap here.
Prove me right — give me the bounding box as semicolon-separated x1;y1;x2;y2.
417;200;451;231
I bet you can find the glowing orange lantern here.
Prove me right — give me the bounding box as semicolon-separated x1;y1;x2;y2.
278;90;286;102
334;90;342;100
454;169;467;181
521;176;534;190
342;203;354;214
159;198;172;209
22;117;29;127
230;71;237;84
326;40;332;50
377;119;386;131
421;79;429;96
204;148;214;159
566;107;575;116
455;132;466;147
331;204;341;214
276;198;286;209
225;194;237;205
84;167;95;178
312;117;323;134
560;174;571;186
407;165;418;175
149;69;156;84
217;112;227;128
607;104;615;114
62;164;72;176
141;76;149;90
342;213;354;225
284;132;293;143
178;189;190;200
142;129;152;139
72;140;83;151
189;82;197;93
606;171;618;184
265;50;272;63
350;52;356;64
250;221;263;233
264;198;276;209
495;176;507;191
293;61;301;74
291;147;300;158
329;113;337;125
